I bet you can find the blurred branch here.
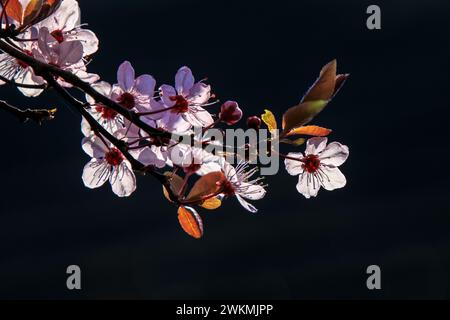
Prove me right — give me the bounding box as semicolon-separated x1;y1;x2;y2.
0;100;57;124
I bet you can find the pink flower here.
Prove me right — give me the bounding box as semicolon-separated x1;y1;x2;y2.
37;0;99;56
33;27;99;85
284;137;349;199
169;144;221;175
82;135;136;197
111;61;163;117
159;66;213;131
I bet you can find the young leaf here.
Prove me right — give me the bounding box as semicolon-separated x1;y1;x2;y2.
5;0;24;23
162;172;184;202
280;138;306;146
333;73;350;98
23;0;43;26
186;172;225;203
282;100;328;134
23;0;61;28
178;206;203;239
285;125;332;137
200;197;222;210
261;109;277;133
302;59;337;103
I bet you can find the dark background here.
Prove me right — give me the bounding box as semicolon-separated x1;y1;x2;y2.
0;0;449;299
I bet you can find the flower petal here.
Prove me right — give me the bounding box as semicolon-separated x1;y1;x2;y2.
320;166;347;191
239;183;266;200
159;84;177;107
135;74;156;96
82;159;110;189
305;137;328;156
185;106;214;127
175;66;195;96
66;29;99;56
284;152;304;176
117;61;135;92
296;173;320;199
319;142;349;167
110;161;137;197
188;82;211;105
236;194;258;213
81;136;108;158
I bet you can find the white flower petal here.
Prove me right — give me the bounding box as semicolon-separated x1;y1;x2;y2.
320;166;347;191
236;194;258;213
110;162;137;197
319;142;349;167
284;152;304;176
239;183;266;200
82;159;110;189
305;137;328;156
296;173;320;199
81;136;108;158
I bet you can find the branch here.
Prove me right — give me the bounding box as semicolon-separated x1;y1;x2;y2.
0;75;47;89
0;39;185;141
42;74;179;202
0;100;57;124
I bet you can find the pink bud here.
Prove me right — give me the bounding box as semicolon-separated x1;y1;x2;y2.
219;101;243;125
247;116;262;130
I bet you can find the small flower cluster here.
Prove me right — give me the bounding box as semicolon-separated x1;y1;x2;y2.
0;0;350;239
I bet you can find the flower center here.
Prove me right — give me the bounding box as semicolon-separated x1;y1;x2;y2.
118;92;135;109
302;155;321;173
16;50;33;69
105;148;124;166
95;104;118;120
219;179;236;197
51;29;64;43
170;95;189;114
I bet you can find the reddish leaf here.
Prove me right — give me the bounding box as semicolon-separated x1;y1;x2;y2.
282;100;328;134
5;0;24;24
333;73;350;98
178;206;203;239
285;125;332;137
23;0;43;26
186;172;225;203
22;0;62;28
302;60;337;103
162;172;184;203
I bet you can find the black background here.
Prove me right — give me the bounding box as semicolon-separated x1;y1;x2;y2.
0;0;449;299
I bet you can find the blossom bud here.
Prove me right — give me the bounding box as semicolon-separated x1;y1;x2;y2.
219;101;243;125
247;116;262;130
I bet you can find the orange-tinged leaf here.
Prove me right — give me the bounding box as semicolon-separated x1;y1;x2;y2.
261;109;277;133
23;0;43;26
178;206;203;239
302;60;337;103
186;172;225;203
162;172;184;202
285;125;332;137
200;197;222;210
5;0;24;24
282;100;328;133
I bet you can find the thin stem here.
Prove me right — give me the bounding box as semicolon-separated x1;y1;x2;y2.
0;99;56;124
